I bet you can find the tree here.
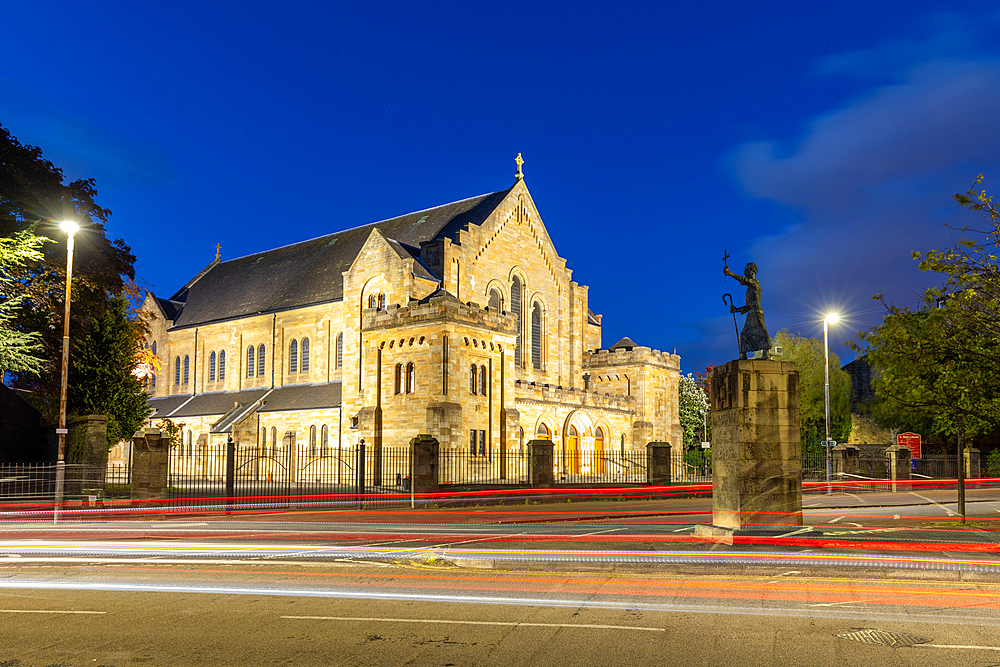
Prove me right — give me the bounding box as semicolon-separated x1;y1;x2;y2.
772;331;852;446
0;227;50;377
853;175;1000;441
68;297;151;447
678;373;709;448
0;123;137;408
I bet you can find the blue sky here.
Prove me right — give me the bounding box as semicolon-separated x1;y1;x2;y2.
4;1;1000;374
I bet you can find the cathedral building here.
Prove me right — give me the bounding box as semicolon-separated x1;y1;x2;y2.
142;157;681;469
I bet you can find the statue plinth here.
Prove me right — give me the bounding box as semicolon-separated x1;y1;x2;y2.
709;359;802;530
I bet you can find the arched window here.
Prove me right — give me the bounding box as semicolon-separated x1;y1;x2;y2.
186;430;193;456
321;425;329;456
301;338;309;372
261;427;267;451
469;364;477;394
152;341;157;356
271;427;278;456
511;276;522;366
247;346;255;377
209;351;217;382
335;333;343;369
151;373;156;390
289;339;298;374
368;293;377;308
257;344;266;376
218;350;226;381
479;365;487;395
183;355;190;385
406;362;415;393
378;293;386;310
536;423;550;440
174;357;180;385
395;363;403;395
488;288;502;312
531;302;543;370
309;425;317;456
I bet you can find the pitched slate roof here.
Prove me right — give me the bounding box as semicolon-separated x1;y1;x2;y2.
258;382;342;412
167;185;514;329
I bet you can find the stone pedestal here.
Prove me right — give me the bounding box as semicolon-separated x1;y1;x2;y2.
964;447;981;479
885;444;911;492
131;428;169;500
646;442;672;485
832;443;860;479
710;360;802;529
527;439;554;488
409;434;440;494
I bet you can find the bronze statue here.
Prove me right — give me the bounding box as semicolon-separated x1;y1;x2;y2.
723;249;771;360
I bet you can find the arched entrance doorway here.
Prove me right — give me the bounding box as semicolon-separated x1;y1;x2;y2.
594;427;605;475
567;425;580;475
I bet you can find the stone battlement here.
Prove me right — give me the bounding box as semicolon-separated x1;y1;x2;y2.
514;379;635;412
584;345;679;370
363;294;517;334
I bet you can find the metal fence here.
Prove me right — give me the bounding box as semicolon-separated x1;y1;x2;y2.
0;463;109;505
438;449;528;485
552;450;648;484
166;443;413;504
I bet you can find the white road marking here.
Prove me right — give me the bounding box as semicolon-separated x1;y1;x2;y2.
575;528;623;538
827;516;844;524
780;571;800;576
0;609;105;614
807;601;860;607
775;527;812;538
915;644;1000;651
893;515;900;520
908;492;957;516
281;615;665;631
672;526;694;532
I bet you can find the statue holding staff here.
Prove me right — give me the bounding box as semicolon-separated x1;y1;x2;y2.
723;250;771;360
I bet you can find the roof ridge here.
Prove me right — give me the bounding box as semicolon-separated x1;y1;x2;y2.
208;188;508;268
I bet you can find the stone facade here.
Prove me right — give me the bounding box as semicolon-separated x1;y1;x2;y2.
140;161;681;471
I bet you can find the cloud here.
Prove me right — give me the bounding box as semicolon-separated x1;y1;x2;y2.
730;56;1000;353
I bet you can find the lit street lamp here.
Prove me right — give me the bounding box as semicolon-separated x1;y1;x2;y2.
823;312;839;491
54;219;79;522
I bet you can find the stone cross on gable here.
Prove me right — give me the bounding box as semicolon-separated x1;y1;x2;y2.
515;153;524;180
215;243;221;261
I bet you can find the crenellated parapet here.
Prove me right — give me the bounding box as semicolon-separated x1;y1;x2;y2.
514;379;635;413
584;345;680;372
362;290;518;335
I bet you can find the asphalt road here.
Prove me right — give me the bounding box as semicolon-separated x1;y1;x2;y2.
1;559;999;666
0;488;998;665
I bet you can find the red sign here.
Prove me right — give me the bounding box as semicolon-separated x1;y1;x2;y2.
897;432;921;459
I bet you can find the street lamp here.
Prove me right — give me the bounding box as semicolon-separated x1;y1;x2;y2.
54;220;79;522
823;312;839;491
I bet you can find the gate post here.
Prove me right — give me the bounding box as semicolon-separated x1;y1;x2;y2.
527;439;554;488
646;442;672;485
885;444;911;492
225;435;235;513
356;439;366;509
409;434;440;504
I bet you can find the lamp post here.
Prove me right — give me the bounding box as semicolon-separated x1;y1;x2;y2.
823;312;839;492
54;220;79;523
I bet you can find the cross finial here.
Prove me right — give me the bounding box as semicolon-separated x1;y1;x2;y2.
515;153;524;180
215;243;221;261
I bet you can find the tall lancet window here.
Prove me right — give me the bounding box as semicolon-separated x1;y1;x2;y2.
511;276;522;367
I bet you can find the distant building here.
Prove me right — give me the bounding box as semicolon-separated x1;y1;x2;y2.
139;158;682;470
0;385;52;462
842;355;876;415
